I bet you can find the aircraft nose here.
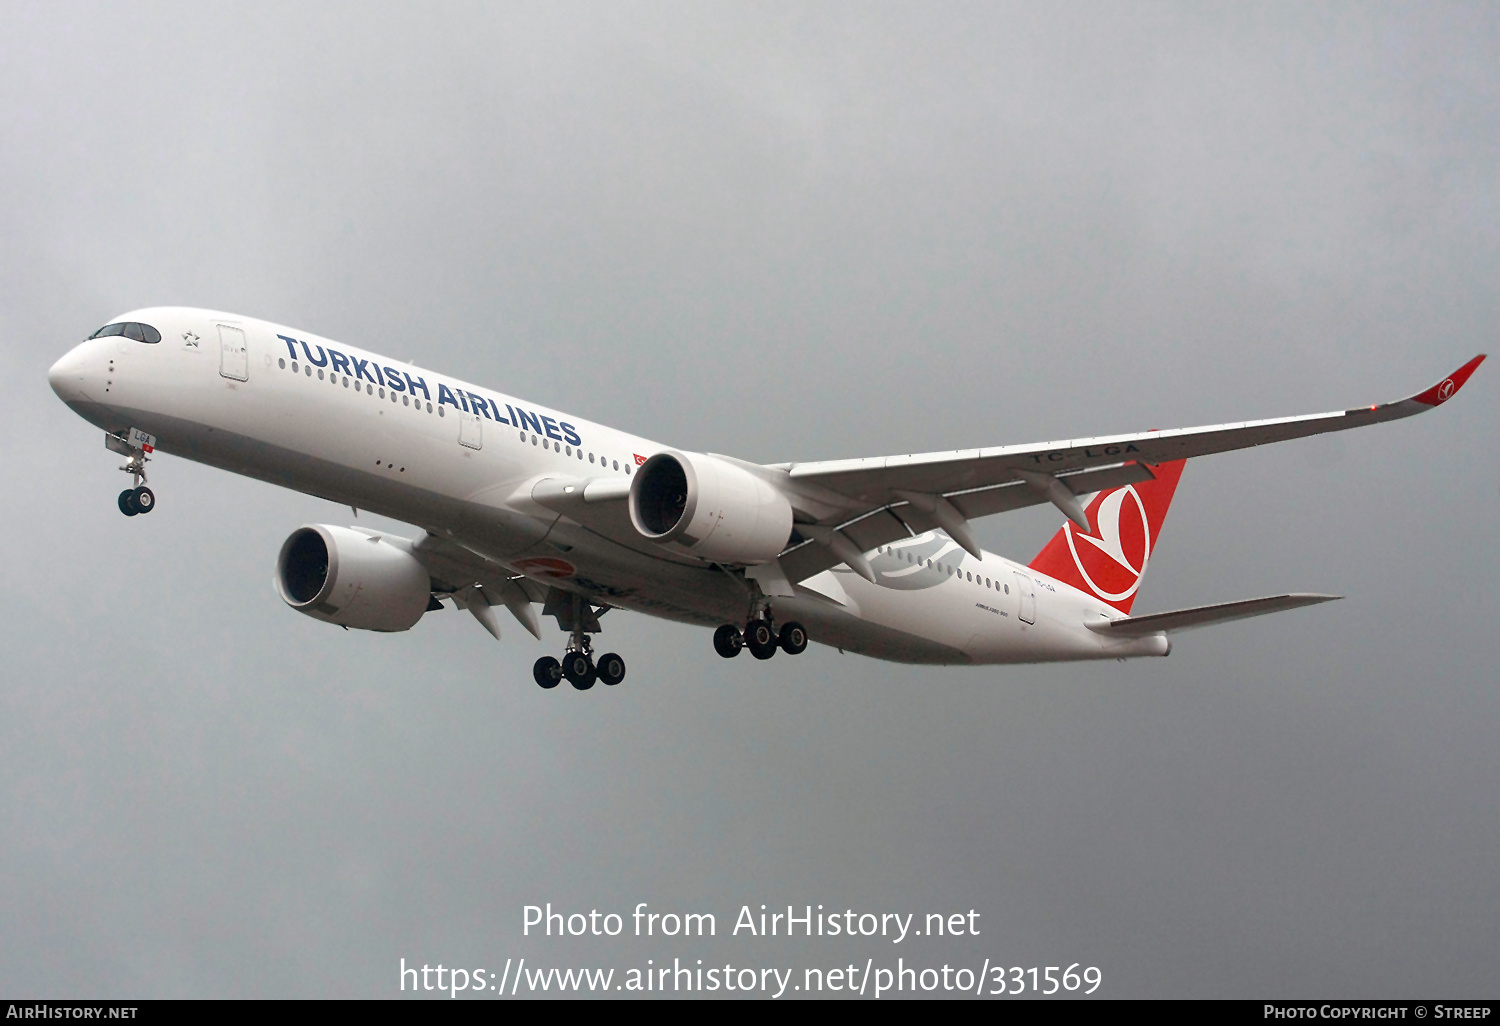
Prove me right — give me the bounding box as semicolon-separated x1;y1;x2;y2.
48;344;92;404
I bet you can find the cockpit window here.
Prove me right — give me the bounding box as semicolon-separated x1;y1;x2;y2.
89;322;161;344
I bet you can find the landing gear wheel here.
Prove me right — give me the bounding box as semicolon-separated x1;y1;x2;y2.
746;620;778;660
713;624;743;659
563;651;596;690
779;621;808;655
118;489;139;516
132;486;155;514
596;652;626;687
533;656;561;689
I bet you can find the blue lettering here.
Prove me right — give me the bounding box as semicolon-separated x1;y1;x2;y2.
384;367;406;392
517;408;542;433
278;335;299;361
298;340;329;367
490;399;508;424
437;383;462;409
404;373;430;400
327;349;352;376
372;364;386;387
350;356;379;384
560;422;582;446
540;416;564;442
466;391;491;418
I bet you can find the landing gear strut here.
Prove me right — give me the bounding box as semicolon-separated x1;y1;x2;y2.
107;431;156;517
713;615;809;660
533;590;626;691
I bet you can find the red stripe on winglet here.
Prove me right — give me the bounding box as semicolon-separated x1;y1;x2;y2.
1412;354;1486;406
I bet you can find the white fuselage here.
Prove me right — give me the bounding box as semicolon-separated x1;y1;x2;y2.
48;307;1168;665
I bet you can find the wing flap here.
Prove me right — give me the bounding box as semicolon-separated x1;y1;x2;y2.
776;460;1158;584
1085;593;1341;636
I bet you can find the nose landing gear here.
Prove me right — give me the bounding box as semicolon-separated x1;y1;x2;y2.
713;617;809;660
107;430;157;516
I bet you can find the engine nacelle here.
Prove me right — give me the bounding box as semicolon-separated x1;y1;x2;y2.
629;450;794;565
274;525;431;632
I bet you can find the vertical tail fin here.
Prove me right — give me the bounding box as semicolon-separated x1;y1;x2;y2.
1027;460;1186;615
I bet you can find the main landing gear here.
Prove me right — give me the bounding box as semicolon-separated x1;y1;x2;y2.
533;591;626;691
714;618;808;660
532;649;627;691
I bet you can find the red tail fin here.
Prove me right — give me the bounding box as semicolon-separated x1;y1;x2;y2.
1028;460;1186;614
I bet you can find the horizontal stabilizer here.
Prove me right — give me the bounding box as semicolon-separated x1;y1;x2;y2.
1085;593;1341;636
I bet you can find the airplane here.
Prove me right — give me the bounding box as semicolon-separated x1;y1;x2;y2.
47;308;1484;690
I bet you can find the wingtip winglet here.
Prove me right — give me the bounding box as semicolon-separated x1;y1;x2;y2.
1411;354;1486;407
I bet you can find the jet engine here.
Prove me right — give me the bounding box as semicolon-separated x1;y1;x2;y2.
275;525;431;631
629;450;793;565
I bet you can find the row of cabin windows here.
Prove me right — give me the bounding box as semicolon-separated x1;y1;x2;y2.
282;356;441;414
278;356;634;474
876;545;1010;594
520;430;631;474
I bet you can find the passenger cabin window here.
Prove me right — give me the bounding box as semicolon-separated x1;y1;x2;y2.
89;322;162;344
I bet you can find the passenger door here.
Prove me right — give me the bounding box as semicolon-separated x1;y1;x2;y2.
218;325;248;381
459;409;482;450
1013;571;1036;625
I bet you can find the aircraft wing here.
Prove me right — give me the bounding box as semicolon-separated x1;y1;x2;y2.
772;355;1485;586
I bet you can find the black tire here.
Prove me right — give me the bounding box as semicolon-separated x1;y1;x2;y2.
747;620;778;660
596;652;626;686
132;486;155;514
533;656;561;689
563;652;596;690
779;621;808;655
118;489;138;516
713;624;743;659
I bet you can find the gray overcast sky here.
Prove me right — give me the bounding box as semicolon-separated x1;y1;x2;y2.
2;1;1497;999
